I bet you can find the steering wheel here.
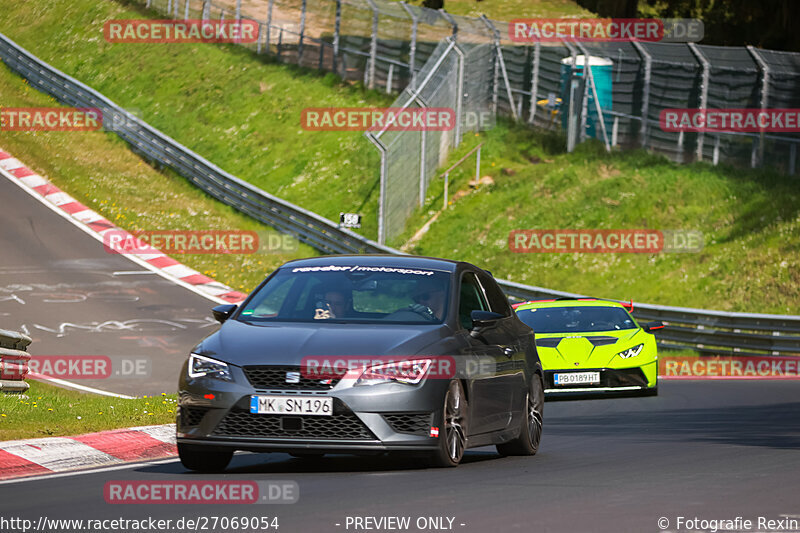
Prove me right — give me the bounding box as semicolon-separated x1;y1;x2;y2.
407;303;436;321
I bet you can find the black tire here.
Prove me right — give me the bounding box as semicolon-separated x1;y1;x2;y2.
496;374;544;456
429;380;468;467
178;443;233;472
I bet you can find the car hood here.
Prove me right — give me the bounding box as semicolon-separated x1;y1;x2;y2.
195;319;451;366
534;329;646;369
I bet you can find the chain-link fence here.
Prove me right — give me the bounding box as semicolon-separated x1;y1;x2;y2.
137;0;800;244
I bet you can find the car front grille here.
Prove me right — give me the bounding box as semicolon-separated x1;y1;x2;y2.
180;406;210;426
212;409;375;440
382;413;432;436
243;365;340;391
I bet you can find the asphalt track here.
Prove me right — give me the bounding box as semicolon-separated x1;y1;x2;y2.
2;380;799;533
0;176;220;396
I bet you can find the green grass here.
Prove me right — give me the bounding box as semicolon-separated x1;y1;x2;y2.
0;0;393;242
0;64;317;293
398;122;800;314
399;0;594;19
2;1;797;311
0;381;176;441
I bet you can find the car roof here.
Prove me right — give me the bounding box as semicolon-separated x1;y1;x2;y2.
514;298;629;311
280;254;463;273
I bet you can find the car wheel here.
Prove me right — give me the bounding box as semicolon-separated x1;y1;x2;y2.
178;443;233;472
429;380;468;468
496;374;544;456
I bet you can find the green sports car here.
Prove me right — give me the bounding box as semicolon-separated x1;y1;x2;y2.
513;298;663;398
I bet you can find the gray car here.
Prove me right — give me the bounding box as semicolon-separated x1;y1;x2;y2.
177;255;544;470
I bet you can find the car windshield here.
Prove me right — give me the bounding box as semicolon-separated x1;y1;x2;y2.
237;265;451;324
517;305;637;333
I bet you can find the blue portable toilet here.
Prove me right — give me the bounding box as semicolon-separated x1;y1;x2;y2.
560;55;613;140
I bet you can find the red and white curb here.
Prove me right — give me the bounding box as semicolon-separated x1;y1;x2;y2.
0;147;247;305
0;424;176;481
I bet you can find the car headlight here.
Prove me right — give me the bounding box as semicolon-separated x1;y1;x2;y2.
355;358;432;387
188;353;233;381
617;344;644;359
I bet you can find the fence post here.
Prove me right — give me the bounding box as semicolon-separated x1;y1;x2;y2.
443;172;449;210
386;64;394;93
175;0;180;18
298;0;307;65
400;2;418;90
147;0;152;8
747;45;770;168
333;0;341;75
235;0;241;21
528;42;540;124
439;10;458;40
266;0;274;55
167;0;173;15
184;0;190;20
481;16;518;121
576;42;610;151
257;24;263;54
365;0;379;89
688;43;710;162
366;133;388;245
453;42;465;146
202;0;210;21
478;16;499;117
790;144;797;176
631;41;652;148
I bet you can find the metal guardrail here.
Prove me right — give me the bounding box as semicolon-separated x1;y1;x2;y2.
0;328;32;393
1;31;798;358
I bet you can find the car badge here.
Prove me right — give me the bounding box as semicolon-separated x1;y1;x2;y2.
285;371;301;384
574;362;580;366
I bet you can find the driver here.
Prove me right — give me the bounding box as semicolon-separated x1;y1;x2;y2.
323;289;351;318
411;280;447;320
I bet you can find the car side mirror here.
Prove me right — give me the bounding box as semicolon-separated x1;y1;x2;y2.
642;320;664;333
471;310;503;329
212;304;238;323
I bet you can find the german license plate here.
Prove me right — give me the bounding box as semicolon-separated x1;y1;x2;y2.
554;372;600;386
249;395;333;416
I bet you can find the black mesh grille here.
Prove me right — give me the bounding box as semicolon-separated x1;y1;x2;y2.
243;366;340;390
382;413;432;436
212;409;375;440
181;406;209;426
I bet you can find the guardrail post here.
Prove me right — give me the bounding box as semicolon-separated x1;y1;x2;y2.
400;2;418;90
747;45;770;168
528;42;540;124
366;0;379;89
631;41;652;148
688;43;710;162
333;0;341;75
298;0;307;65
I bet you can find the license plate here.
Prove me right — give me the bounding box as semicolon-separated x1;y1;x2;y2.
554;371;600;386
249;395;333;416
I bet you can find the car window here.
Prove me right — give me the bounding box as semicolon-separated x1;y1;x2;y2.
516;305;638;333
458;272;488;330
238;266;451;324
477;272;511;317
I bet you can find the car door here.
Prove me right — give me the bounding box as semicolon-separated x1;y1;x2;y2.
475;272;528;419
457;271;509;435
